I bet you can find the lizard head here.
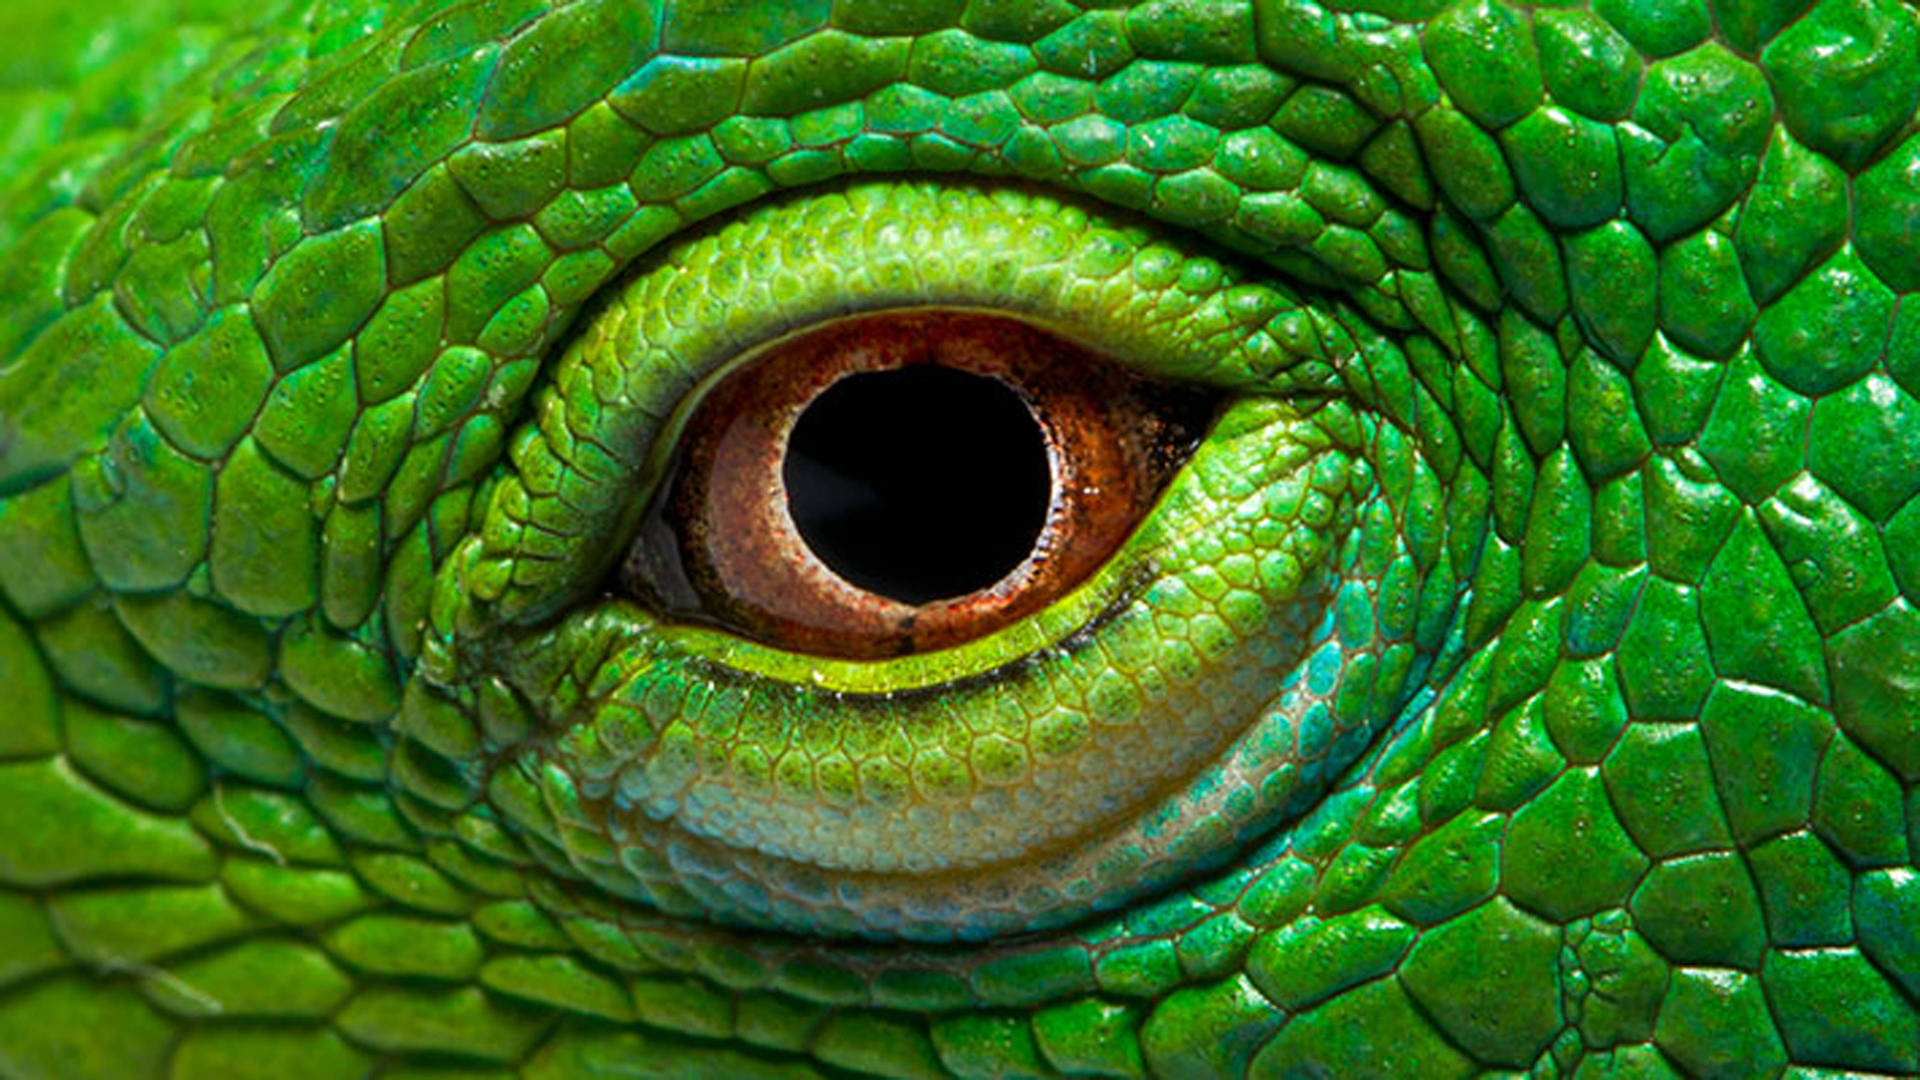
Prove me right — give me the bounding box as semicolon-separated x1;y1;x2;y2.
0;0;1915;1075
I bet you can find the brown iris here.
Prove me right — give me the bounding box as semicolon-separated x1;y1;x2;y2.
622;312;1212;658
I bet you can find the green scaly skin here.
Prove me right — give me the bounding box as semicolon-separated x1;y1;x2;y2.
3;0;1919;1076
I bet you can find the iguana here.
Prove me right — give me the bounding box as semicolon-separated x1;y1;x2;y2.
1;1;1916;1077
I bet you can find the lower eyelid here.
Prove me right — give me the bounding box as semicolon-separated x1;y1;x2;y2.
448;396;1388;940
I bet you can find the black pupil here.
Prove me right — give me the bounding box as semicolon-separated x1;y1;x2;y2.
783;366;1051;605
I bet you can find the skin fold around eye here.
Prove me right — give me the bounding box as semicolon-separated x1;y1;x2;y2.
413;181;1438;941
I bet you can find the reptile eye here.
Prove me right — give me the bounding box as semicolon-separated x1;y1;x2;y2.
623;311;1212;658
430;182;1380;941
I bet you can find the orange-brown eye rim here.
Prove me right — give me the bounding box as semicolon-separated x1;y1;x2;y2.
623;311;1215;659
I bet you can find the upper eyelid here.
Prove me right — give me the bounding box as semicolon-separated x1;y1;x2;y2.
434;181;1340;642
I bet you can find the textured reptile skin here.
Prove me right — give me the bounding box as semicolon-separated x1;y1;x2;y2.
2;1;1918;1077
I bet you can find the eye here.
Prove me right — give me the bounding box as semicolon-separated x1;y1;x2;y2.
623;310;1215;658
415;181;1405;942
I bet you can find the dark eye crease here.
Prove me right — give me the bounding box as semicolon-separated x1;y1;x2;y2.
1;2;1917;1078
